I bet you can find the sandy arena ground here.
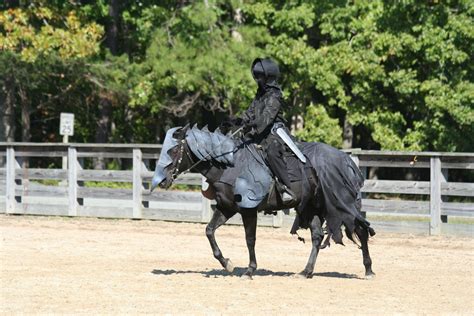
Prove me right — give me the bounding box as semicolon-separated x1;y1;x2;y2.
1;214;473;314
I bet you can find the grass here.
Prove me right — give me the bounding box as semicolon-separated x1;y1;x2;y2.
31;179;61;186
31;179;200;191
84;181;132;189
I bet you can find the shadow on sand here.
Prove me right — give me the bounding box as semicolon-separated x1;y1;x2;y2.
151;268;360;279
313;271;361;279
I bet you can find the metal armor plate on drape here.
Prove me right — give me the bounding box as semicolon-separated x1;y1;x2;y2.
232;145;273;208
185;125;235;165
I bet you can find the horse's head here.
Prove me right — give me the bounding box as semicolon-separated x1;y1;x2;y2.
151;125;189;191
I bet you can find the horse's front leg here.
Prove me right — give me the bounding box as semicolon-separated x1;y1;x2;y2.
241;210;258;280
205;207;236;273
298;215;324;279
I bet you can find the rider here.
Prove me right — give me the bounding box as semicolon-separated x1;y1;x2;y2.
240;58;296;203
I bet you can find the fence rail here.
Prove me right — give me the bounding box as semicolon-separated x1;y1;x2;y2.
353;150;474;235
0;143;473;235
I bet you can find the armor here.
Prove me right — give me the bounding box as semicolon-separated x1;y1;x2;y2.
151;127;181;190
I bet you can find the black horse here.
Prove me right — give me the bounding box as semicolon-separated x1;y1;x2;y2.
151;125;375;279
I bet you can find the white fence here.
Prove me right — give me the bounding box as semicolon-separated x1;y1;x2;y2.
0;143;473;235
353;150;473;235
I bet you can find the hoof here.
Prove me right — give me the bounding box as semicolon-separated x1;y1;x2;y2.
241;274;253;280
224;259;234;273
365;272;375;280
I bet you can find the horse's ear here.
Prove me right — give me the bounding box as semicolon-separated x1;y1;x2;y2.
173;124;190;140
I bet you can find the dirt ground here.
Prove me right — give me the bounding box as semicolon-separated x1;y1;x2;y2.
1;215;473;315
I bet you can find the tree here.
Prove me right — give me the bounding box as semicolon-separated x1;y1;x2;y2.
244;0;474;151
125;1;266;141
1;0;472;153
0;3;103;143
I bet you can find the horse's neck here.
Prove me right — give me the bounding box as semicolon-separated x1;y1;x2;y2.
193;160;222;184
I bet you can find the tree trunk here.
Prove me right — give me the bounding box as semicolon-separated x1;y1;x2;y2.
106;0;120;55
19;87;31;168
94;97;112;169
342;116;353;149
0;84;6;145
4;0;19;8
1;75;16;142
94;0;120;169
19;88;31;143
1;74;16;167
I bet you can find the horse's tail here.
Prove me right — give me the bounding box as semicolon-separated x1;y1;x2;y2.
345;217;376;242
300;141;376;248
345;191;376;245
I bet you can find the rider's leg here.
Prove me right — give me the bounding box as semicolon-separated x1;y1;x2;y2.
266;139;295;202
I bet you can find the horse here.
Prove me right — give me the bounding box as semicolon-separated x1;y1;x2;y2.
151;124;375;279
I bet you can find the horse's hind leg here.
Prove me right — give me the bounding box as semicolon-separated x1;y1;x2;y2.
241;210;258;280
355;225;375;279
206;208;236;273
298;216;324;279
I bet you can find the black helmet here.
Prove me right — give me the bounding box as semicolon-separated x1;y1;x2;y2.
251;58;280;88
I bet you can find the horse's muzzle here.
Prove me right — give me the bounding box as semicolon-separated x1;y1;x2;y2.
150;166;169;192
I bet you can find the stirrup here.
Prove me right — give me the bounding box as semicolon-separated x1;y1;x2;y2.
281;185;295;203
282;191;293;203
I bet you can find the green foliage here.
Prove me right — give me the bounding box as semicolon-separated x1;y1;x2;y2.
261;0;474;151
295;104;342;147
84;181;132;189
1;0;473;153
131;2;262;115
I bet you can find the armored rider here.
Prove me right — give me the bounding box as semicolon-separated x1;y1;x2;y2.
240;57;298;203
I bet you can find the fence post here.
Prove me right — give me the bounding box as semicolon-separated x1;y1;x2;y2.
6;146;19;214
132;148;143;219
350;154;359;167
351;153;367;218
68;147;78;216
430;157;442;235
273;211;283;228
201;177;212;222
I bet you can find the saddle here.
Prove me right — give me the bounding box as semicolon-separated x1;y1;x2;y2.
218;143;310;209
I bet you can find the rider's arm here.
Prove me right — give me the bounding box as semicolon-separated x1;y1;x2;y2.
252;95;281;135
241;102;255;126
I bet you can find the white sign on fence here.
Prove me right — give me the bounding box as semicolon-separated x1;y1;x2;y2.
60;113;74;136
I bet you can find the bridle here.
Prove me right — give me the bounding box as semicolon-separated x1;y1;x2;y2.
171;140;186;180
170;138;205;180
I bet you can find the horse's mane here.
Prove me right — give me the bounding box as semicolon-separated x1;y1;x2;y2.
185;124;236;165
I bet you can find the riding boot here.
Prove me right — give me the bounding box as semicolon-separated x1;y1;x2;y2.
276;178;296;204
267;139;296;204
267;146;296;204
